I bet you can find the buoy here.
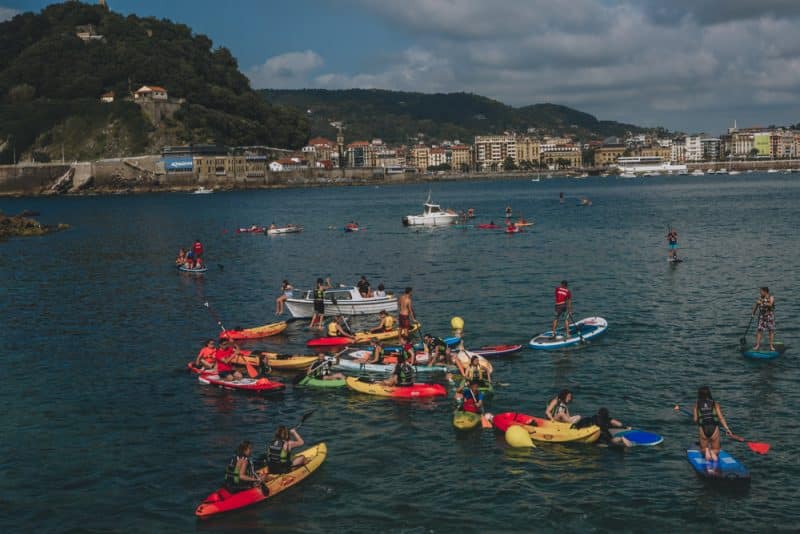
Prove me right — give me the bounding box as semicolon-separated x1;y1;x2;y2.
450;316;464;330
505;425;535;448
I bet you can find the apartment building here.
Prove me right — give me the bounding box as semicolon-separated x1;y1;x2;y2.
474;135;516;170
516;137;541;166
594;145;625;166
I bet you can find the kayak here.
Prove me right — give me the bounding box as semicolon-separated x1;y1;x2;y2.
198;374;285;392
220;321;288;340
453;410;482;431
195;443;327;518
456;379;494;399
266;225;302;235
264;354;319;371
297;375;346;388
453;350;494;374
686;449;750;484
331;353;450;374
178;265;208;273
741;343;786;360
345;376;447;398
471;344;522;357
477;223;500;229
505;226;521;234
306;323;419;348
529;316;608;350
491;412;600;444
515;220;534;227
236;226;264;233
344;224;360;232
610;428;664;446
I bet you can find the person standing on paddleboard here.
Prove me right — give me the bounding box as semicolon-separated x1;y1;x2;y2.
192;238;204;268
398;287;416;337
551;281;573;339
693;386;733;463
666;228;678;260
752;287;776;352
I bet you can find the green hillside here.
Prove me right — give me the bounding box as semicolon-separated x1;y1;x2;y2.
0;2;308;164
261;88;663;144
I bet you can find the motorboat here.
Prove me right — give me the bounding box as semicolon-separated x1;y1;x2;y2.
619;172;636;178
192;186;214;194
402;194;458;226
690;169;704;176
285;286;398;318
266;224;303;235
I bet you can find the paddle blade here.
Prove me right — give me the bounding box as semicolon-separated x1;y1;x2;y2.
481;415;492;429
245;361;259;378
291;373;307;385
748;442;770;455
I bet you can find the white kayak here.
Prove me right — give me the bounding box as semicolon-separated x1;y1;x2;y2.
529;316;608;350
329;352;451;374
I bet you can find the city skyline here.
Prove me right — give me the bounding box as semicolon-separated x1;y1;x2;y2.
3;0;800;135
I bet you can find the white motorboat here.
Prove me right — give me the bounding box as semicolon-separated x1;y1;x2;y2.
266;224;303;235
192;186;214;194
691;169;705;176
402;194;458;226
728;170;741;176
619;172;636;178
285;286;398;318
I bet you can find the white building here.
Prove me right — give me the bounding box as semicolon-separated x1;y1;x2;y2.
134;85;168;101
685;135;703;162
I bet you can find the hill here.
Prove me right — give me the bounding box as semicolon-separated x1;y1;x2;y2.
0;2;308;164
260;88;665;144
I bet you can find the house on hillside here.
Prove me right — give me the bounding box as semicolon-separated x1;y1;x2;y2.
99;91;115;103
76;24;105;42
134;85;168;101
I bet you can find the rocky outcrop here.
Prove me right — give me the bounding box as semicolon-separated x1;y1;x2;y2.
0;212;69;240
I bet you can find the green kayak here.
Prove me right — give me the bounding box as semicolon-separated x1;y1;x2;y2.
452;410;482;431
297;376;346;388
457;379;494;399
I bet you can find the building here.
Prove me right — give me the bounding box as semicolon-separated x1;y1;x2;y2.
428;147;447;168
637;145;672;161
133;85;168;101
731;131;754;158
701;138;721;161
305;137;337;163
75;24;104;42
99;91;115;103
594;145;626;166
684;135;703;161
193;155;246;181
346;141;373;168
474;135;516;171
411;145;430;171
771;130;796;159
448;145;471;171
540;146;582;169
671;140;686;163
516;137;541;167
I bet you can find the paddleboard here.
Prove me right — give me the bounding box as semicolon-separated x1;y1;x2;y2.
529;316;608;350
686;449;750;484
610;428;663;446
742;343;786;360
177;265;208;273
668;257;683;264
471;344;522;357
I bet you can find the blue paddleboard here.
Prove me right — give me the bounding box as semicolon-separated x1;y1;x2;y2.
610;428;663;446
529;316;608;350
686;449;750;484
742;343;785;360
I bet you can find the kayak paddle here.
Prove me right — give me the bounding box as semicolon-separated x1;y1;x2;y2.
673;404;770;455
295;410;315;431
740;312;756;350
568;313;585;344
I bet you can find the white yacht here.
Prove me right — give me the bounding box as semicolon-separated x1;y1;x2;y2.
402;194;458;226
285;286;398;318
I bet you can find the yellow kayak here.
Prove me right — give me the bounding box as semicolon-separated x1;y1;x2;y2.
228;353;318;371
345;376;447;398
220;321;288;340
493;412;600;443
352;322;419;343
452;410;482;430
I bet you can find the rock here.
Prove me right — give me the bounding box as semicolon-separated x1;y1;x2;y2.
0;213;68;240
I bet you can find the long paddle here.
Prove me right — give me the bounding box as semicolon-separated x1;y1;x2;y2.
740;309;757;350
461;385;492;429
203;301;258;378
567;312;585;344
672;404;770;454
294;410;314;431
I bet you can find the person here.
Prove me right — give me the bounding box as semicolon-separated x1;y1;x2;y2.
193;339;218;372
327;315;355;339
175;248;187;266
356;338;384;364
455;380;486;414
666;228;678;260
467;208;475;218
275;280;293;315
269;222;277;231
310;277;332;329
382;351;414;386
506;221;517;232
373;284;386;298
550;280;573;339
215;340;244;381
357;275;371;297
370;310;395;333
752;287;776;351
423;333;450;367
224;440;264;492
397;287;415;337
693;386;733;462
192;239;203;268
573;408;632;447
559;192;564;204
505;206;512;218
307;352;345;380
396;334;417;366
546;389;580;424
458;354;491;382
266;426;306;474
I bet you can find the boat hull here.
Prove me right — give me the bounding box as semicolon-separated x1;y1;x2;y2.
286;296;397;318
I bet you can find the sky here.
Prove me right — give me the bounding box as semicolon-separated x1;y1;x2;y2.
3;0;800;134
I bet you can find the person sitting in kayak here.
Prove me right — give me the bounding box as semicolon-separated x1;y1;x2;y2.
307;352;345;381
693;386;733;463
457;354;491;383
423;333;451;367
455;380;485;413
573;407;633;447
369;310;395;333
175;248;187;266
327;315;355;339
550;280;572;339
356;338;384;365
224;440;264;492
215;340;244;381
265;426;307;474
275;279;293;315
752;286;776;352
382;352;415;386
546;389;580;424
193;339;218;372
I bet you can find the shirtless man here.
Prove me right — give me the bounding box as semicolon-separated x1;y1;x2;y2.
397;287;415;337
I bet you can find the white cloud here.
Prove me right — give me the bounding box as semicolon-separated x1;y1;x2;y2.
0;6;20;22
247;50;324;89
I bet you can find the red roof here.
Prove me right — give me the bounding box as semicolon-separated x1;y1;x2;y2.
136;85;167;93
430;148;445;154
308;137;334;147
347;141;370;148
450;144;469;150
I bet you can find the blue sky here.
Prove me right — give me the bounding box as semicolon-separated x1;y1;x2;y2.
4;1;800;134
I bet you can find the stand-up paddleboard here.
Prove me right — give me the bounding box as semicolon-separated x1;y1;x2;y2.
529;317;608;350
610;428;664;446
668;257;683;264
686;449;750;484
742;342;786;360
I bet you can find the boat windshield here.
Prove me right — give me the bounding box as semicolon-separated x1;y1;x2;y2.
424;203;442;214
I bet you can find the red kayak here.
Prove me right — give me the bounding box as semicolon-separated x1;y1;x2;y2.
505;226;521;234
477;223;500;229
307;337;352;348
345;376;447;398
492;412;542;432
471;344;523;357
198;373;285;392
236;226;264;234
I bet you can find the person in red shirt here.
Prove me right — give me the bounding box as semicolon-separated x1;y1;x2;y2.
192;239;203;268
551;280;573;339
214;341;244;380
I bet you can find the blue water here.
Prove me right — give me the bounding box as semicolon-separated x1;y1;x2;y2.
1;175;798;530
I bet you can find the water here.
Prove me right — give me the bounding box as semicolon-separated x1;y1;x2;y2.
1;175;799;531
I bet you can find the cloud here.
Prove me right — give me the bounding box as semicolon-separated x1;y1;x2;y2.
639;0;800;26
247;50;324;89
0;6;20;22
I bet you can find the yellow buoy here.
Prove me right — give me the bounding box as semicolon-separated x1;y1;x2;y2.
450;316;464;330
505;425;535;448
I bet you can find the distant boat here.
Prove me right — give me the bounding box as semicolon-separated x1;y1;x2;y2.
766;169;779;174
192;186;214;194
728;170;741;176
531;177;541;182
619;172;636;178
267;224;303;235
691;169;704;176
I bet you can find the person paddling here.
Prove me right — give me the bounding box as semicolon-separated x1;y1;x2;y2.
693;386;733;463
307;351;345;381
455;380;488;416
382;351;414;386
224;441;265;492
752;287;776;351
666;228;678;260
356;338;384;365
573;408;633;447
265;426;306;474
546;389;580;424
551;280;573;339
327;315;355;339
369;310;395;333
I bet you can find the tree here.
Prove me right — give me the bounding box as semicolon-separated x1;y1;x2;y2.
503;156;517;170
556;157;571;169
749;148;759;159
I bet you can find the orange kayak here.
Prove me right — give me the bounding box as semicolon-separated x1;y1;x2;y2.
220;321;287;340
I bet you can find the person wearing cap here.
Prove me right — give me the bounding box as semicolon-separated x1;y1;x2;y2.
455;380;485;414
550;280;573;339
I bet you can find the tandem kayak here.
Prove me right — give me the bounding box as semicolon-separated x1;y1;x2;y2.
741;342;786;360
307;323;419;348
686;449;750;485
529;316;608;350
331;353;451;374
195;443;327;518
453;410;482;431
470;344;522;357
491;412;601;443
198;374;285;392
297;376;346;388
345;376;447;398
220;321;288;340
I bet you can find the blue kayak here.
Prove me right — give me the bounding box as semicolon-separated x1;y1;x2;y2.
686;449;750;484
384;336;461;353
742;343;786;360
529;317;608;350
611;428;663;446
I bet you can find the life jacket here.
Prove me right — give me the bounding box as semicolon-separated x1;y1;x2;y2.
267;439;289;471
555;286;571;305
314;288;325;301
396;362;414;386
327;321;338;336
466;365;484;381
193;242;203;256
549;398;568;418
310;359;330;378
384;316;395;330
198;347;216;365
429;337;447;355
697;399;717;427
224;454;255;489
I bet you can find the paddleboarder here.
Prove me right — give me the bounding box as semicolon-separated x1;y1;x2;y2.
666;228;678;260
398;287;416;337
192;238;204;268
551;280;573;339
752;287;776;352
693;386;733;463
